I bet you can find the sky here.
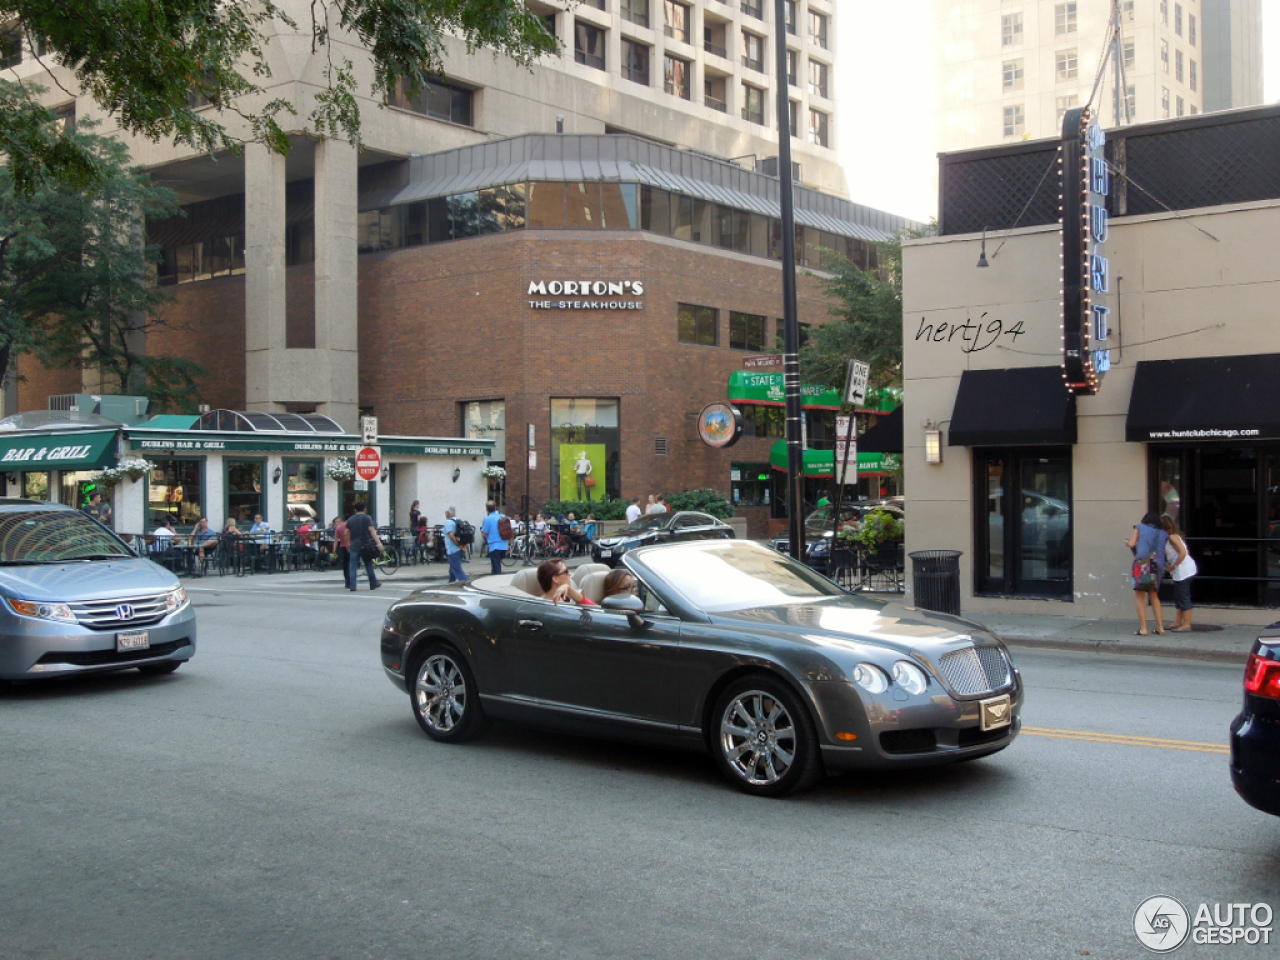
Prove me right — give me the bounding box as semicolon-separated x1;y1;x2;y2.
837;1;1280;223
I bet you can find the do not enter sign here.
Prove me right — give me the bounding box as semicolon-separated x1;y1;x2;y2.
355;446;382;481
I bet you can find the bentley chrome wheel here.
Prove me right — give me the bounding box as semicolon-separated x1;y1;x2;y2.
719;689;798;785
410;646;486;742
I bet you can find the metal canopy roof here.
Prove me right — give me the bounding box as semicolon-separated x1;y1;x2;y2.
194;410;345;434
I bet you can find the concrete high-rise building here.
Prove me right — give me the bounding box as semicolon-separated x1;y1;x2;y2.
933;0;1263;153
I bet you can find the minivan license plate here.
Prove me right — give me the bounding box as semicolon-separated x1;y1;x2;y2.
980;694;1012;731
117;630;150;652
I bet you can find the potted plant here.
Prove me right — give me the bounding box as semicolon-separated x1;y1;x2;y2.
851;509;905;560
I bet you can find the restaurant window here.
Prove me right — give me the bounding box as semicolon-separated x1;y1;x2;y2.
622;39;650;85
59;472;100;511
678;303;717;346
732;463;772;507
226;460;265;525
575;21;606;70
729;312;766;351
149;459;204;528
742;83;765;125
742;406;785;439
664;55;691;99
283;460;322;529
21;472;49;500
663;1;690;43
387;77;474;126
551;399;620;502
564;182;602;229
974;449;1073;598
640;185;673;234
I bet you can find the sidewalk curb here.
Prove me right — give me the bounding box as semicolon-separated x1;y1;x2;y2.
1000;634;1249;664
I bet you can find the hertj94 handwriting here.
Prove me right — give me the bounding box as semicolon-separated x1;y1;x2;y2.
914;313;1025;353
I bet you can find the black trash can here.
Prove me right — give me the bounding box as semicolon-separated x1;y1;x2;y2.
910;550;962;616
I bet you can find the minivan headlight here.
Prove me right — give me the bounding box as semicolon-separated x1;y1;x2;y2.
7;598;76;623
165;587;189;614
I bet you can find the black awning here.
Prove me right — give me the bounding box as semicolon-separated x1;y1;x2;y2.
857;406;903;453
1126;354;1280;442
949;367;1076;446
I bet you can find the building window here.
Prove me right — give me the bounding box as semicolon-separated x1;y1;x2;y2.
741;0;763;18
621;0;649;29
807;108;829;147
1176;95;1185;116
732;463;773;506
1114;84;1136;124
742;406;785;439
729;312;766;351
1160;0;1168;26
283;460;322;528
1175;49;1184;83
387;77;474;126
1056;94;1078;125
1001;13;1022;47
788;99;798;137
1160;40;1169;73
809;10;828;49
1190;104;1199;115
148;459;205;528
540;14;557;41
1055;2;1077;36
1003;103;1024;138
664;1;691;43
1122;1;1134;22
1056;49;1077;82
1190;59;1198;92
783;0;797;35
664;55;691;99
742;83;765;124
574;21;606;70
1123;39;1135;69
1002;59;1024;91
551;399;620;502
742;31;764;72
786;49;798;86
974;448;1073;598
1189;14;1196;46
0;27;22;69
809;59;829;98
678;303;717;346
1175;3;1183;36
225;460;265;525
1162;86;1170;117
622;39;650;85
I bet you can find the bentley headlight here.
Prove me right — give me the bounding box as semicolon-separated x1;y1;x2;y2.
852;663;889;694
892;660;929;696
164;587;189;614
7;598;76;623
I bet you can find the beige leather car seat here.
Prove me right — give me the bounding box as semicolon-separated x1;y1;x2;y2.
572;562;609;586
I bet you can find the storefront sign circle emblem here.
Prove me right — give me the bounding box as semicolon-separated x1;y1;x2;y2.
697;403;743;449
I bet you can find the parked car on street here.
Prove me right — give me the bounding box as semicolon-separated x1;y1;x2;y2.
1230;629;1280;816
769;499;905;572
0;500;196;682
590;510;733;567
381;539;1022;796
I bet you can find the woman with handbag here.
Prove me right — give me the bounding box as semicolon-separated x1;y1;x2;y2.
1126;513;1169;636
1160;515;1197;631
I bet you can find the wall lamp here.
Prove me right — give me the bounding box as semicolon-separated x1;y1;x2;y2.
451;467;461;483
922;419;947;464
272;466;282;484
380;466;389;483
976;227;990;268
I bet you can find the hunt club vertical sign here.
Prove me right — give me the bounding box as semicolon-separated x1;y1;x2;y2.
1061;105;1110;395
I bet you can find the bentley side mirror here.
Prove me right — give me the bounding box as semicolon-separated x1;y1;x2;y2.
601;592;648;630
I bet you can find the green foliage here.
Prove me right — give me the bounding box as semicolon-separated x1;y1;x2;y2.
0;106;203;410
845;509;905;550
0;1;559;191
665;488;733;519
538;497;629;521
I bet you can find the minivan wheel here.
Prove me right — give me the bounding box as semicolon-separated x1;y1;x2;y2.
712;676;823;797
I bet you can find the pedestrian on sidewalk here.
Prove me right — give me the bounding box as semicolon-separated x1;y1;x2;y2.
1126;513;1169;636
334;515;352;588
481;500;509;575
1161;515;1197;631
444;507;467;583
625;497;642;524
346;501;384;592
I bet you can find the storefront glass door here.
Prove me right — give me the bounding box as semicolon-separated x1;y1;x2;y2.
974;449;1072;598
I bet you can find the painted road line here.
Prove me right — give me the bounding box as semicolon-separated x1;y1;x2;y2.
1021;726;1230;755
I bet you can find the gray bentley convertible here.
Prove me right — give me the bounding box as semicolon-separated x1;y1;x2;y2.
380;540;1022;796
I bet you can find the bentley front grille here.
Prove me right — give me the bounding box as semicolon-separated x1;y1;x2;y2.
937;646;1011;696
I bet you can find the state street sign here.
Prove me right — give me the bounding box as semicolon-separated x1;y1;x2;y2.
355;446;382;481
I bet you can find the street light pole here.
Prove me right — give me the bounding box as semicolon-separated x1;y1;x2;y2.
773;0;804;562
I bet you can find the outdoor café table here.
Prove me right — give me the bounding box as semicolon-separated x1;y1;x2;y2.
169;543;201;576
240;535;284;575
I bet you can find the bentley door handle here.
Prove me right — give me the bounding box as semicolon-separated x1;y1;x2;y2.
518;619;543;630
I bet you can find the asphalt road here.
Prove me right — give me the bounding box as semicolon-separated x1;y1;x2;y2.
2;573;1278;960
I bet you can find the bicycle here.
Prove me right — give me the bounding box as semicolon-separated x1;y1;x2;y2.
372;546;399;576
503;533;537;567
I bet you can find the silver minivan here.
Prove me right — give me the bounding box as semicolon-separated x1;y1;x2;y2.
0;500;196;681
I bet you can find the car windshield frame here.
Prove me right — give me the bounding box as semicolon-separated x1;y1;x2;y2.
0;509;134;563
635;540;846;613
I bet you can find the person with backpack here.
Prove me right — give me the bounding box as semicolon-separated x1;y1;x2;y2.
480;500;510;575
443;506;468;583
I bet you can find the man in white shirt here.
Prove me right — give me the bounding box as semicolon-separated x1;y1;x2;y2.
150;517;176;554
625;497;642;524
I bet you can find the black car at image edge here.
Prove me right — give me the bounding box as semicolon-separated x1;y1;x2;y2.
590;511;734;568
1230;628;1280;817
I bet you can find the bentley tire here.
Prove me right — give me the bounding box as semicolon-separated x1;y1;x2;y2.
712;675;823;797
410;644;486;743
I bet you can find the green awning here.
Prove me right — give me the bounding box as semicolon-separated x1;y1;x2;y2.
728;371;843;410
769;442;902;478
0;430;118;471
142;415;200;429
